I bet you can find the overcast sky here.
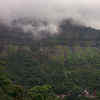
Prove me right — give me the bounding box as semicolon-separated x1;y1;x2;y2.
0;0;100;29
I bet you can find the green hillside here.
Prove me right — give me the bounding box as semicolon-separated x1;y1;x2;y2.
0;20;100;100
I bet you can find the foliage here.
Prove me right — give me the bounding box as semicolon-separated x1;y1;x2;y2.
28;85;54;100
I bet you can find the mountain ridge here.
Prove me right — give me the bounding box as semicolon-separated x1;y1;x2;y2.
0;18;100;47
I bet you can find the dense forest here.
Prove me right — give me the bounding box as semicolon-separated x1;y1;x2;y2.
0;19;100;100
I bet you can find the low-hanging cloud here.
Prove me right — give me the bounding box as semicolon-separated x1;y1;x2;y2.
0;0;100;29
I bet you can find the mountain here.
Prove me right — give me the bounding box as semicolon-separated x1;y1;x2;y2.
0;18;100;48
0;18;100;99
56;19;100;47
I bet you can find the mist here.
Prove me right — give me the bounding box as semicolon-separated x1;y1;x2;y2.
0;0;100;31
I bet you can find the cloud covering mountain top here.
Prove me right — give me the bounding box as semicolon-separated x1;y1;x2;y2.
0;0;100;29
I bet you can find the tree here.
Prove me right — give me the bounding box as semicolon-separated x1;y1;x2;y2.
28;85;53;100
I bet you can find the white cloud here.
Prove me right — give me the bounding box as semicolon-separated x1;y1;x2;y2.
0;0;100;29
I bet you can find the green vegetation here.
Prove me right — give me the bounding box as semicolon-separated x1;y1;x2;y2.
0;44;100;100
1;18;100;100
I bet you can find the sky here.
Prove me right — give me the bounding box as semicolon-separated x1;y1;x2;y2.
0;0;100;29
